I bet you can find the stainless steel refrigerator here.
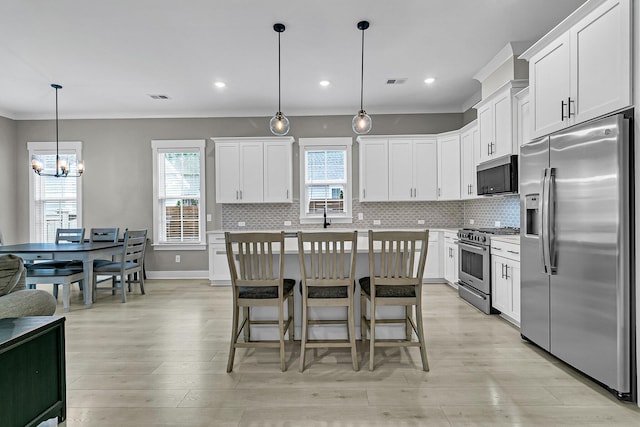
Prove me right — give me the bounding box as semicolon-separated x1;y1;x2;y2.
520;112;635;401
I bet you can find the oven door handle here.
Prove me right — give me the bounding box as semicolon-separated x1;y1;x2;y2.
458;241;487;252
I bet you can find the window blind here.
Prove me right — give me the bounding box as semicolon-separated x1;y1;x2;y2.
304;149;347;215
157;150;201;243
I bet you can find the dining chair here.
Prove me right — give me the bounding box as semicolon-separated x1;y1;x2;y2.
92;229;147;303
359;229;430;371
26;227;86;299
297;231;359;372
89;227;120;267
225;231;295;372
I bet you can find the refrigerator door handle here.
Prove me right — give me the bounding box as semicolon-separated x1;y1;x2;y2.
547;168;557;274
540;168;550;274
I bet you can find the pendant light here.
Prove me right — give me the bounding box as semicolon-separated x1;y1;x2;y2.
31;84;85;177
269;23;290;136
352;20;372;134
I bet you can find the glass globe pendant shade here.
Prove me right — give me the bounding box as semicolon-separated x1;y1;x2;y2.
352;110;372;134
270;112;290;136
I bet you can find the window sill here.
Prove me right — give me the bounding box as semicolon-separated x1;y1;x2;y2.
152;243;207;251
299;217;353;225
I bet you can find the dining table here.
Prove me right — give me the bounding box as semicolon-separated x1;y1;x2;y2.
0;242;122;308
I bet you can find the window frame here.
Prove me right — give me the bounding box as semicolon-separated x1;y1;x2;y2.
298;137;353;225
151;139;207;251
28;141;84;243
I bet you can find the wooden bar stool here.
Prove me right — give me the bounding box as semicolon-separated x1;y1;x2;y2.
297;231;359;372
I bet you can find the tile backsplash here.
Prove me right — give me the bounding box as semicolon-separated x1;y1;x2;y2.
463;195;520;228
221;195;521;231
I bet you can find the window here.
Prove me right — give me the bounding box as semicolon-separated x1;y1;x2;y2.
151;140;206;250
299;137;352;224
28;141;83;243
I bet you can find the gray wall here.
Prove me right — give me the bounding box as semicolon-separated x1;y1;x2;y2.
0;116;18;244
13;112;463;273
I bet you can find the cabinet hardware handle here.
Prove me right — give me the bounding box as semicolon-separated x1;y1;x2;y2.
502;263;506;279
240;190;243;199
568;97;575;117
487;143;490;155
491;142;495;154
505;265;510;279
286;189;289;199
507;250;519;254
236;190;239;200
438;188;441;197
561;99;567;121
363;189;366;199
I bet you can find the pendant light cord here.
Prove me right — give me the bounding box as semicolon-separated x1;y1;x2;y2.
278;30;282;113
360;27;365;111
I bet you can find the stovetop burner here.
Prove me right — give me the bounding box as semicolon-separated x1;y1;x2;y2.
460;227;520;235
457;227;520;244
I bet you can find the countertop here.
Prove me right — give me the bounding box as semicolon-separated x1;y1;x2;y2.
208;228;459;254
490;235;521;244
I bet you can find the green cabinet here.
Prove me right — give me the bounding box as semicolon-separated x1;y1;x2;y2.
0;316;66;426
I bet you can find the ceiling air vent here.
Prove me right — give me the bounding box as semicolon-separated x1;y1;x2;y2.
386;78;407;85
148;94;170;100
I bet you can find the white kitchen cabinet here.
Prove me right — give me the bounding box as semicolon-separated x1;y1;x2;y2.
263;140;294;202
436;133;461;200
442;231;459;287
208;232;231;285
522;0;631;139
490;238;521;325
476;81;527;165
460;122;479;199
423;232;442;282
389;138;438;201
358;138;389;202
514;87;531;150
213;137;294;204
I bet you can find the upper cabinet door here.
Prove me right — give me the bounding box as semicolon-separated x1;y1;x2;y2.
413;138;438;200
437;133;461;200
477;103;493;164
215;143;241;203
570;0;631;125
492;91;512;159
530;34;571;139
238;143;264;203
263;142;292;203
389;139;414;201
460;125;478;199
359;139;389;202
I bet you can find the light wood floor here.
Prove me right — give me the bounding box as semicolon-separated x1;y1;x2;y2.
38;280;639;426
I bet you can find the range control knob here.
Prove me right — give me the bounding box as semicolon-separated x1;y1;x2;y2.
481;236;486;242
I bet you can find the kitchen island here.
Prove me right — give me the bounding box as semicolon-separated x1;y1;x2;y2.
208;228;456;340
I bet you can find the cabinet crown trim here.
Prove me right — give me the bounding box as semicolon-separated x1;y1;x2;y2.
210;136;294;144
473;79;529;109
519;0;612;60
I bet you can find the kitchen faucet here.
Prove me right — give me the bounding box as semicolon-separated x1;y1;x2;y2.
323;206;331;229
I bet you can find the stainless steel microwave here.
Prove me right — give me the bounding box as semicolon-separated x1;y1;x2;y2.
476;155;518;196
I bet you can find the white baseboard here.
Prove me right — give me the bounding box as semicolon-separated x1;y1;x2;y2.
146;270;209;280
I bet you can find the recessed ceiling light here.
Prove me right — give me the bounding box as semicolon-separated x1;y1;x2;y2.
424;77;436;84
214;81;226;88
319;80;331;87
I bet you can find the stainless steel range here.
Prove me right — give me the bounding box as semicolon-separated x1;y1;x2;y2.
457;227;520;314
